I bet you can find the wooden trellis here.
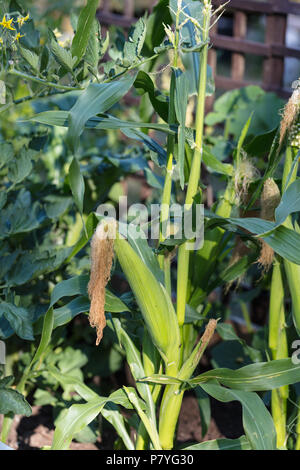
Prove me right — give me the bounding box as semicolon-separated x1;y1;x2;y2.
97;0;300;99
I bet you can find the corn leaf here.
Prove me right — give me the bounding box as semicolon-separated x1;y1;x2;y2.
199;384;276;450
190;358;300;391
183;435;251;450
67;74;136;152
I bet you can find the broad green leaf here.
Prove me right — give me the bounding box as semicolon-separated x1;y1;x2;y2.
183;435;251;450
200;384;276;450
0;388;32;416
0;189;43;240
0;142;14;168
71;0;99;66
7;148;34;184
6;246;71;286
0;302;34;340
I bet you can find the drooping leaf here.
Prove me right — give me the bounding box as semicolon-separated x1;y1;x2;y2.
0;302;34;340
67;74;136;152
200;384;276;450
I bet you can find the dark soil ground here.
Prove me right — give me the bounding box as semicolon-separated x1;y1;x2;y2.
1;393;243;450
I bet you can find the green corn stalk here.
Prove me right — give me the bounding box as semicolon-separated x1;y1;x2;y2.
159;5;181;246
158;319;217;449
269;260;288;448
282;147;300;333
176;0;212;328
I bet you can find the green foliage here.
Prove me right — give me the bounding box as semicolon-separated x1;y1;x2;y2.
1;0;300;453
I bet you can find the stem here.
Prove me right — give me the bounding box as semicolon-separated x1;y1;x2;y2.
176;4;211;327
269;260;288;448
7;69;82;91
158;319;216;449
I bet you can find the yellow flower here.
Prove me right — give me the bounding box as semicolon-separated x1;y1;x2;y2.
0;15;16;31
53;28;62;39
0;37;3;44
15;32;24;41
17;13;29;28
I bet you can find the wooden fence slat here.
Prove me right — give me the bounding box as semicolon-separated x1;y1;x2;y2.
232;11;247;81
96;0;299;99
210;34;300;59
212;0;300;15
263;13;287;90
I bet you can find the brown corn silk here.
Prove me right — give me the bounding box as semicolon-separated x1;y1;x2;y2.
88;222;115;345
280;83;300;145
198;319;217;356
258;178;281;271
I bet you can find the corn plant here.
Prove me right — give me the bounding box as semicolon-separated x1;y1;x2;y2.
1;0;300;451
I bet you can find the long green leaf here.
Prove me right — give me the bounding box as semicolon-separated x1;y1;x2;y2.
200;383;276;450
71;0;99;66
190;358;300;391
67;74;136;151
183;435;251;450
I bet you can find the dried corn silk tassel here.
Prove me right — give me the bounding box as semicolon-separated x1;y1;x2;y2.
257;178;281;272
198;319;218;357
88;220;116;345
234;152;260;205
280;82;300;145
